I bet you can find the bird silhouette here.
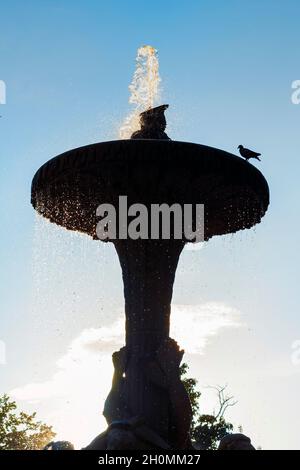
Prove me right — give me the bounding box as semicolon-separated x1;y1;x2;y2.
238;145;261;162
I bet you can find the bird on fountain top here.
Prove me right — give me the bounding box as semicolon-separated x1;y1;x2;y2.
238;145;261;162
131;104;171;140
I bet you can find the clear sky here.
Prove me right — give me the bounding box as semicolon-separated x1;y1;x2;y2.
1;0;300;449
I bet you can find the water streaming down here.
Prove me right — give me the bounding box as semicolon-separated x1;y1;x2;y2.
119;45;161;139
31;214;121;337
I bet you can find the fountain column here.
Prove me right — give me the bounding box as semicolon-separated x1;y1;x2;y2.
111;239;189;446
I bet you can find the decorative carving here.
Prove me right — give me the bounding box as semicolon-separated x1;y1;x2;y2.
131;105;171;140
87;338;192;450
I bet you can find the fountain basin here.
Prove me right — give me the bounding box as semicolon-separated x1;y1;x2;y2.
31;139;269;241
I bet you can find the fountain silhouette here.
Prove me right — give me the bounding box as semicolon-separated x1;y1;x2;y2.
31;101;269;449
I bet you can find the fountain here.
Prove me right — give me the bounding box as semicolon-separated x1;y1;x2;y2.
31;48;269;449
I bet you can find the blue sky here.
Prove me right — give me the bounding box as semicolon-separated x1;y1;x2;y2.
1;0;300;449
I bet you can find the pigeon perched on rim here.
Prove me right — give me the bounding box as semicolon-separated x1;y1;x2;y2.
238;145;261;162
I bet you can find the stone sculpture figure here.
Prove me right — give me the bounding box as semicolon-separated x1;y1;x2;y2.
85;339;192;450
131;104;171;140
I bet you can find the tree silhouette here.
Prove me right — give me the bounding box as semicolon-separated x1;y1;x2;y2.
0;394;55;450
180;363;236;450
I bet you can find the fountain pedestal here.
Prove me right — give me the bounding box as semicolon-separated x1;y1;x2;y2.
107;239;190;448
